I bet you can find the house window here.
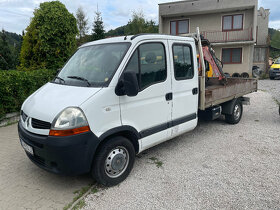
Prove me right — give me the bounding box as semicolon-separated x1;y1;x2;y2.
170;20;189;35
222;14;243;31
222;48;242;64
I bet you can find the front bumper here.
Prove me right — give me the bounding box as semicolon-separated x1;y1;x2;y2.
269;70;280;78
18;122;100;175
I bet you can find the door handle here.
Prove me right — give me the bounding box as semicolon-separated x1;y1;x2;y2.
165;92;173;101
192;88;198;95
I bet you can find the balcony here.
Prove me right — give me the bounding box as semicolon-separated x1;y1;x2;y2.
201;28;253;43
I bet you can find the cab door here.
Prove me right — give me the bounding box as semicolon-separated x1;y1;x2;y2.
168;40;198;137
119;40;172;151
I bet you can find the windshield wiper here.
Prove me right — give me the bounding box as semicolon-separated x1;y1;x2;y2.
54;76;65;84
67;76;91;87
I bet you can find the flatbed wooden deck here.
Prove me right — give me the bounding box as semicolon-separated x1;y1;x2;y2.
199;77;258;109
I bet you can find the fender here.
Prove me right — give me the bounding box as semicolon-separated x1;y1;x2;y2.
221;98;240;115
98;125;140;141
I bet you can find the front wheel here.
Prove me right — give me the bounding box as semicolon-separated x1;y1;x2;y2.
91;136;135;186
225;100;243;124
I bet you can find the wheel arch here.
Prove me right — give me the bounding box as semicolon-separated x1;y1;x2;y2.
221;98;241;115
97;126;140;154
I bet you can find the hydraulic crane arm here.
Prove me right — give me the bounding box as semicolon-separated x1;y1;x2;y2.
202;45;226;81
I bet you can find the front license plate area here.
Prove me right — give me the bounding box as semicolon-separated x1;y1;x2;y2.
20;139;34;156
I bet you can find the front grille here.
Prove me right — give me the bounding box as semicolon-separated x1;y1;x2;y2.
21;111;28;122
32;118;51;129
274;68;279;70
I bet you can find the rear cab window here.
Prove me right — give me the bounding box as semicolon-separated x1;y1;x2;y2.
172;44;194;80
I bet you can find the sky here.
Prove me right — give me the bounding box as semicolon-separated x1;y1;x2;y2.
0;0;279;35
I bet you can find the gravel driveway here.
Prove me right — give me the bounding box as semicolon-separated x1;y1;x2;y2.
259;79;280;102
84;90;280;209
0;80;279;210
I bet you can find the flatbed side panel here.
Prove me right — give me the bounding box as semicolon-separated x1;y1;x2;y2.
199;77;257;109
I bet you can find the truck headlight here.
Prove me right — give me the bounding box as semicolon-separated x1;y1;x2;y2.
49;107;90;136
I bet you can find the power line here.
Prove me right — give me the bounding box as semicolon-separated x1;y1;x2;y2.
0;9;31;18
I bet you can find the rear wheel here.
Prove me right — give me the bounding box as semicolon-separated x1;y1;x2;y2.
92;136;135;186
225;100;243;124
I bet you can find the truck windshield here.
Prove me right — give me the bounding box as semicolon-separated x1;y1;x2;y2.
56;43;131;87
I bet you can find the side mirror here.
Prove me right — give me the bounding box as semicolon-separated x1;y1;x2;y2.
124;71;139;96
115;71;139;97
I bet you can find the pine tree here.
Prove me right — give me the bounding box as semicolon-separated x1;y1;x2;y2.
76;7;89;39
0;29;13;70
92;11;105;41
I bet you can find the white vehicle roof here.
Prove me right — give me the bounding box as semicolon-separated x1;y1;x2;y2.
80;34;195;48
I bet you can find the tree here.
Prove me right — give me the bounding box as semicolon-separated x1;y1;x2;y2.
20;1;78;70
76;7;89;39
125;11;158;35
0;29;14;70
106;25;126;37
92;11;105;41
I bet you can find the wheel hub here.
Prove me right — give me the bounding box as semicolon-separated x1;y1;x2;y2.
233;104;241;120
105;147;129;178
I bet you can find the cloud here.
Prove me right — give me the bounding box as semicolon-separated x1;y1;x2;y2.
269;20;280;30
259;0;280;23
0;0;279;34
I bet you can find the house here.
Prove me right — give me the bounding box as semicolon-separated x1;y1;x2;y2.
254;8;270;72
158;0;269;77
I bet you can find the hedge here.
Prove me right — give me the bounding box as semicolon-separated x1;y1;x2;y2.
0;69;57;119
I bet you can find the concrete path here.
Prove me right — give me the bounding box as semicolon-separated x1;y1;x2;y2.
0;124;92;210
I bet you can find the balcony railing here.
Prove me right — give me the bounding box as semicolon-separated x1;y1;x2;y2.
201;28;253;43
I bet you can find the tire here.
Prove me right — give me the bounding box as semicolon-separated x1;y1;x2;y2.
241;72;249;78
225;100;243;124
232;73;240;78
224;72;230;78
91;136;135;186
270;76;275;80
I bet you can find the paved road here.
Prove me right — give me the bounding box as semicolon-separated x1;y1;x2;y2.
84;91;280;209
0;124;92;210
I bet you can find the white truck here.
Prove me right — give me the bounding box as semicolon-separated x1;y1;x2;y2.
18;29;257;186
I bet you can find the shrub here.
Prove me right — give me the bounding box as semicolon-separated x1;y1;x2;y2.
0;69;56;118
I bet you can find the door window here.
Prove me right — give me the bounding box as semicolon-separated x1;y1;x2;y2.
172;44;194;80
124;43;167;90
